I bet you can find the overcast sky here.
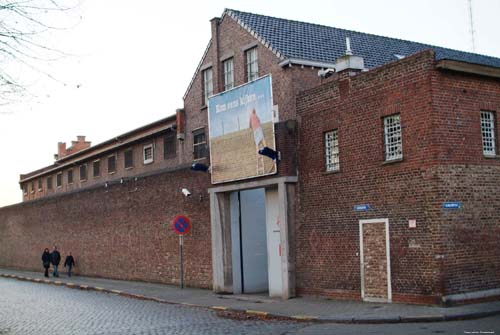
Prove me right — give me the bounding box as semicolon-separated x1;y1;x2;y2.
1;0;499;207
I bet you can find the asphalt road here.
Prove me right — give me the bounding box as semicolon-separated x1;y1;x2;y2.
0;278;498;335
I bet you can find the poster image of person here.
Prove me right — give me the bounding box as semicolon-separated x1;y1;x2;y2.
249;108;267;175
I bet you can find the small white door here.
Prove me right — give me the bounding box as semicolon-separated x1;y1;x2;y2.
265;188;283;297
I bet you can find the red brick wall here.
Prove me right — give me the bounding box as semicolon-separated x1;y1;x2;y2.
1;168;213;288
295;50;500;304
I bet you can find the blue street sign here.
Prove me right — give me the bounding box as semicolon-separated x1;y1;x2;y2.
442;202;461;209
354;204;370;211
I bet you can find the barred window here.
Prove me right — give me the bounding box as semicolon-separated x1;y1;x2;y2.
30;181;35;193
23;183;27;195
246;47;258;82
47;176;53;190
79;164;87;181
56;173;62;188
481;111;496;156
67;169;74;184
124;149;134;169
164;131;176;159
108;155;116;173
325;130;340;172
193;128;207;160
143;144;154;164
203;67;213;105
223;58;234;91
383;114;403;161
93;160;100;177
38;178;42;191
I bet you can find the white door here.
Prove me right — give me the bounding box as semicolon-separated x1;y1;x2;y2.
265;188;283;297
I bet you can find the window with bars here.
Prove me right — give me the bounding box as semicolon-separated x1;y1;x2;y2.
56;173;62;188
383;114;403;161
143;144;154;164
23;184;27;195
203;67;213;105
108;155;116;173
47;176;53;190
246;47;258;82
223;58;234;91
79;164;87;181
38;178;42;191
30;181;35;193
164;131;176;159
193;128;207;160
325;130;340;172
68;169;74;184
481;111;496;156
124;149;134;169
93;160;100;178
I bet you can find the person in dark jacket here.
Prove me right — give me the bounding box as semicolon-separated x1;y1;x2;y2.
41;248;51;278
50;246;61;278
64;252;75;277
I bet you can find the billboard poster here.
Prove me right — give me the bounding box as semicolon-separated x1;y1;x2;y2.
208;75;276;184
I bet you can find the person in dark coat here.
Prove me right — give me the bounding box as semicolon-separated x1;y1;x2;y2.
41;248;51;278
64;252;75;277
50;246;61;278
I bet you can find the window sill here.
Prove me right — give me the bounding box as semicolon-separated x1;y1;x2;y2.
108;171;116;175
193;157;207;162
200;105;208;111
143;160;154;165
323;169;341;175
125;166;134;170
382;157;404;165
483;154;499;159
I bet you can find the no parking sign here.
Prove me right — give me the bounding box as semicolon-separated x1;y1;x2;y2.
172;215;191;236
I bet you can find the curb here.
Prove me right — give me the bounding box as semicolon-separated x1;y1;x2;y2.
1;272;499;324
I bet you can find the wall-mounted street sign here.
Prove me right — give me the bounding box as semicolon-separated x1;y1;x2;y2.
172;215;191;236
354;204;370;212
442;202;461;209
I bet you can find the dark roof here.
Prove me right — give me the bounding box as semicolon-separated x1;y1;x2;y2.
227;9;500;69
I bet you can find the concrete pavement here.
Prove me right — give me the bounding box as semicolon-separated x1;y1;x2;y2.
1;268;499;324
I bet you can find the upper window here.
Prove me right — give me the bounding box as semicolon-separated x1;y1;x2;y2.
164;131;176;159
223;58;234;91
124;149;134;169
325;130;340;172
481;111;496;156
79;164;87;181
143;144;154;164
203;67;213;106
383;114;403;161
108;155;116;174
38;178;42;191
246;47;258;82
93;160;100;178
23;184;28;195
67;169;74;184
193;128;207;160
56;173;62;188
47;176;53;190
30;181;35;193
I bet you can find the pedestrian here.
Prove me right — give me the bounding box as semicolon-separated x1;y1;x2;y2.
64;252;75;277
51;246;61;278
41;248;51;278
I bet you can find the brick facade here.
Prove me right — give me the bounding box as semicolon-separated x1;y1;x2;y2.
2;11;499;306
296;50;500;304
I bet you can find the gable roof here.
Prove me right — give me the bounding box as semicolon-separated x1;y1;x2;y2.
227;9;500;70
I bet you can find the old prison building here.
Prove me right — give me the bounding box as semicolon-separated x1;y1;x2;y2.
2;9;499;305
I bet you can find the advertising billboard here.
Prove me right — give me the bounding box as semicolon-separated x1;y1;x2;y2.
208;75;276;184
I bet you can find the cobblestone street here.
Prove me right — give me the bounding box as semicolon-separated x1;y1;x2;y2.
0;278;303;335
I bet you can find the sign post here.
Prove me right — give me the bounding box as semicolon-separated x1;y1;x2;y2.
172;215;191;289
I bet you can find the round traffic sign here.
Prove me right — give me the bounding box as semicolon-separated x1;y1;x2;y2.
172;215;191;235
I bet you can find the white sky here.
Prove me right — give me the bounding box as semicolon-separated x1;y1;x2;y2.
1;0;499;207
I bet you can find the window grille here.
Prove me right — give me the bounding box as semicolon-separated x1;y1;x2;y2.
124;149;134;169
246;48;258;82
384;114;403;161
203;68;213;105
325;130;340;172
481;111;496;156
223;58;234;91
193;129;207;160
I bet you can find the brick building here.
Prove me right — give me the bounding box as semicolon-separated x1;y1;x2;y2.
3;9;500;305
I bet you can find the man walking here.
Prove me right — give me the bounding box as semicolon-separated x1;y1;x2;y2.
64;252;75;277
51;246;61;278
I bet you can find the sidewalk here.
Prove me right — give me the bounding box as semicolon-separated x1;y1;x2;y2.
1;268;499;324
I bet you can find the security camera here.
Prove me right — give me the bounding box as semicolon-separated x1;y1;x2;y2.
318;68;336;78
181;188;191;197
